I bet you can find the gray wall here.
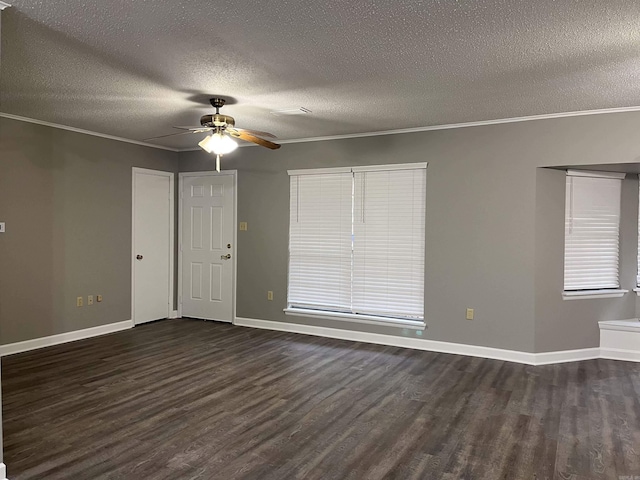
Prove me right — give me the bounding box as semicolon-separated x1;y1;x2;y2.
180;111;640;353
0;117;178;345
3;104;640;354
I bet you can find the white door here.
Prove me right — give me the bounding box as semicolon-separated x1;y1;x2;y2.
133;168;173;325
180;172;235;322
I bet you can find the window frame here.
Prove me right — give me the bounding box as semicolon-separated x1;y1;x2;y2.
562;169;628;300
286;163;427;328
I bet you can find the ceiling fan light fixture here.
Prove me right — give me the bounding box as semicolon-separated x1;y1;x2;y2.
198;132;238;155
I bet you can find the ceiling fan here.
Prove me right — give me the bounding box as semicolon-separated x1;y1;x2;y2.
145;97;280;171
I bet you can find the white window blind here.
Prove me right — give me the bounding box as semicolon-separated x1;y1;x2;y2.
288;164;426;321
288;171;353;311
353;168;426;318
564;170;624;291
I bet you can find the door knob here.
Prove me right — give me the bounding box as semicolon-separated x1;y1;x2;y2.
221;254;231;260
136;254;143;260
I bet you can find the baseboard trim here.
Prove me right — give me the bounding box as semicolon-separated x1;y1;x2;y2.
235;317;538;364
234;317;606;366
533;348;601;365
1;462;6;480
600;347;640;362
169;310;180;319
0;316;619;365
0;320;134;357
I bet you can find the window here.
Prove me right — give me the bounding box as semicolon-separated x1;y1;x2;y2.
287;163;426;327
563;170;625;295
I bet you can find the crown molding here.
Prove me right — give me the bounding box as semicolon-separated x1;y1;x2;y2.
0;2;11;10
0;112;179;152
274;105;640;146
178;104;640;153
7;104;640;155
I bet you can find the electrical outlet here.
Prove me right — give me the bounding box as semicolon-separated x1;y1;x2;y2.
88;295;94;306
267;291;274;301
239;222;248;231
466;308;474;320
77;296;83;307
0;222;5;233
97;294;103;302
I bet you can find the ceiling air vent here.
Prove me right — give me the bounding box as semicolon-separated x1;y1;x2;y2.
270;107;312;116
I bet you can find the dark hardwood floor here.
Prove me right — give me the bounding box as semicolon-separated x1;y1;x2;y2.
2;319;640;479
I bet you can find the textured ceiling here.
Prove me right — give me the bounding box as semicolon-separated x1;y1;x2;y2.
2;0;640;150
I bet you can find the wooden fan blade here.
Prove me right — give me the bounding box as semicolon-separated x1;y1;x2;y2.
233;128;277;139
227;128;281;150
143;130;203;141
173;126;214;132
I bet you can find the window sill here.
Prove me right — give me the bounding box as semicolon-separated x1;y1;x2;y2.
599;319;640;332
562;289;628;300
284;308;426;330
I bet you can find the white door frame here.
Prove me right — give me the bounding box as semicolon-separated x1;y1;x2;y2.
131;167;175;324
178;170;238;322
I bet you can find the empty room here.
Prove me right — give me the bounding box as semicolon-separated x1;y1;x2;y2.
1;1;640;479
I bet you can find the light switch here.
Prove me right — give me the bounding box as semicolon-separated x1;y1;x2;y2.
0;222;5;233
